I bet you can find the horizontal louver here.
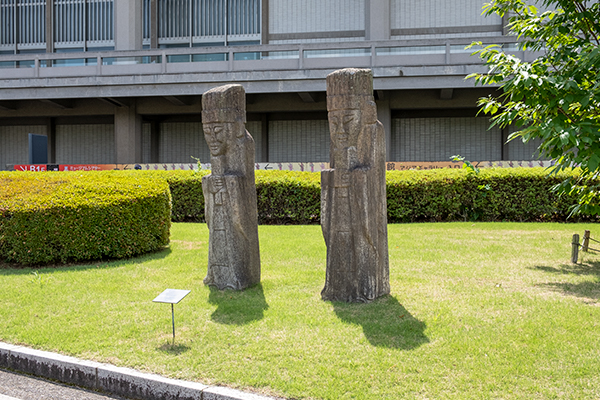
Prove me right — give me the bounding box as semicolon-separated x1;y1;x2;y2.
149;0;260;45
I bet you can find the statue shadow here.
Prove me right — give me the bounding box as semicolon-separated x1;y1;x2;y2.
332;295;429;350
208;283;269;325
157;343;191;355
532;261;600;301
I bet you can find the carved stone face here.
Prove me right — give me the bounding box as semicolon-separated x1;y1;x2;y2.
329;109;361;149
203;122;233;156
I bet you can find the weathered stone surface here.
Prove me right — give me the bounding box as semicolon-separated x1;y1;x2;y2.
96;364;208;400
321;68;390;303
201;84;261;291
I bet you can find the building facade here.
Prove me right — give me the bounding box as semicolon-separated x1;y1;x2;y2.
0;0;546;169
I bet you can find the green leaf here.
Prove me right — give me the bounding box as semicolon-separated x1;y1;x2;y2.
588;154;600;173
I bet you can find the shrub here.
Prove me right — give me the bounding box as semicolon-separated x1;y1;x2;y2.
0;171;171;265
255;170;321;224
386;168;598;222
154;170;321;224
156;168;597;224
145;170;209;222
2;167;594;267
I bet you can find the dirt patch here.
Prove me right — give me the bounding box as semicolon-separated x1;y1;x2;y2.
170;240;204;250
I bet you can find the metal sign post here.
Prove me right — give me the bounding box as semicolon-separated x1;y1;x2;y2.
153;289;191;345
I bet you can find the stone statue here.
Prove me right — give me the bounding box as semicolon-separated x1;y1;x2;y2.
321;68;390;303
201;84;260;290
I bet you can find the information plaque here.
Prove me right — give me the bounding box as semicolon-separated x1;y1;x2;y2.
153;289;191;344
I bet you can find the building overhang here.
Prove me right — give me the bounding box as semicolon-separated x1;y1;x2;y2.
0;38;532;102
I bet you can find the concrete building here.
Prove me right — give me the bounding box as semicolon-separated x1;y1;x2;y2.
0;0;545;169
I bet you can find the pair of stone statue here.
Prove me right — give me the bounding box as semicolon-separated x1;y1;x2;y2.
201;68;389;303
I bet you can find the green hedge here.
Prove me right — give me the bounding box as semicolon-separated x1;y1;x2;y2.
386;168;595;222
145;170;208;222
2;168;594;266
149;170;320;224
161;168;597;224
256;170;321;224
0;171;171;265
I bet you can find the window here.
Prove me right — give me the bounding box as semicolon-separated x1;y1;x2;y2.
0;0;114;53
144;0;260;47
0;0;46;53
54;0;114;50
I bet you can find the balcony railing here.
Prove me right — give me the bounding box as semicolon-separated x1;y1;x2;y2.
0;36;532;81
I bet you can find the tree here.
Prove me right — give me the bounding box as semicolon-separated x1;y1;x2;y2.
468;0;600;215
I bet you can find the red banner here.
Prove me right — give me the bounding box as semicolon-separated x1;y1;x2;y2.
59;164;116;171
14;164;47;171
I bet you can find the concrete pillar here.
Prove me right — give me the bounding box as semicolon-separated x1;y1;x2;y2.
115;102;142;164
114;0;143;51
46;118;56;163
366;0;390;41
150;120;160;163
502;14;510;36
261;114;269;162
377;99;392;161
501;126;509;160
150;0;158;49
45;0;54;53
261;0;269;44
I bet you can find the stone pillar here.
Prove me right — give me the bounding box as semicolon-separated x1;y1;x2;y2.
114;0;143;51
114;102;142;164
366;0;390;41
201;84;261;291
321;68;390;303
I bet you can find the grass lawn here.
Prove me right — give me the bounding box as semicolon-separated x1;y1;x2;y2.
1;222;600;399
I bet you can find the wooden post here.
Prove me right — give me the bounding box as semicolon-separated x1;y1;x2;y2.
582;230;591;253
571;234;580;264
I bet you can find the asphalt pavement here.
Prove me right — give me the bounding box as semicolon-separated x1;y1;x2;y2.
0;368;126;400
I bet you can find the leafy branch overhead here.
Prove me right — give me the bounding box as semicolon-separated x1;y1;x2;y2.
467;0;600;215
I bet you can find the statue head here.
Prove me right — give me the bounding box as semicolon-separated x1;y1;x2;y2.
327;68;377;168
202;84;247;157
326;68;378;165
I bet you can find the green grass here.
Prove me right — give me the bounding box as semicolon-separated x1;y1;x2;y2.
1;222;600;399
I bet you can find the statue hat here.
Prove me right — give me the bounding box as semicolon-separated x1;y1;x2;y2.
202;84;247;123
326;68;374;111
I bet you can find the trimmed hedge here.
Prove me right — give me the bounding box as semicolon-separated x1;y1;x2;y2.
255;170;321;224
386;168;596;222
149;170;320;224
0;171;171;265
161;168;597;224
2;167;595;266
145;170;208;222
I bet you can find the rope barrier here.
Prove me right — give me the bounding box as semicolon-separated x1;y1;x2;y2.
577;243;599;253
571;232;598;263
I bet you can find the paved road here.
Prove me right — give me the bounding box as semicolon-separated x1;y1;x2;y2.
0;369;127;400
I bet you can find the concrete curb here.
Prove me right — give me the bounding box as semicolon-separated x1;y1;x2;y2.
0;342;280;400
